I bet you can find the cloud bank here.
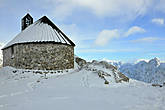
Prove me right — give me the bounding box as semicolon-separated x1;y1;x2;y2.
41;0;153;21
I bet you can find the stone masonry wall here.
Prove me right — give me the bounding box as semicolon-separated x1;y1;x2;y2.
3;43;74;70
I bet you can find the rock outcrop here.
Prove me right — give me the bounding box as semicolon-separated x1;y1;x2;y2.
75;57;129;84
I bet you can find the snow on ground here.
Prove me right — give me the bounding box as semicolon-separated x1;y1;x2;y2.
0;66;165;110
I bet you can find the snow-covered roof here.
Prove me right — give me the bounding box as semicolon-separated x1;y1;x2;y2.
2;16;75;49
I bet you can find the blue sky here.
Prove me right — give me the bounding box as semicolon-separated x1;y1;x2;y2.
0;0;165;62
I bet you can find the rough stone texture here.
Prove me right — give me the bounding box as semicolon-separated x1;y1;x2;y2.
75;57;87;67
117;72;129;82
3;43;74;70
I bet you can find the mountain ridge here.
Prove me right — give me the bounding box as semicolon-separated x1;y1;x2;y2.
101;57;165;84
119;58;165;84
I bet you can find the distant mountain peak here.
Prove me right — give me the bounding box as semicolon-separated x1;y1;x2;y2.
148;57;160;67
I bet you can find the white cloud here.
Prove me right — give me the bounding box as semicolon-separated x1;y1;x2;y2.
124;26;146;37
151;18;164;25
95;26;146;46
41;0;153;20
132;37;160;43
95;29;119;46
50;1;75;20
77;0;152;17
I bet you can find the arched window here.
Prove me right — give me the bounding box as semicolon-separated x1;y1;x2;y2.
11;46;14;58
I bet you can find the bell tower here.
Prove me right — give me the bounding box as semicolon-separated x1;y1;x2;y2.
21;13;33;31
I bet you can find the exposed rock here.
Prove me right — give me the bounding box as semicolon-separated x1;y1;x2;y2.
89;60;117;70
104;80;109;84
152;84;163;87
76;56;129;83
117;72;129;82
75;57;87;67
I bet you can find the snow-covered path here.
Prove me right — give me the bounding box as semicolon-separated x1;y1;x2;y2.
0;67;165;110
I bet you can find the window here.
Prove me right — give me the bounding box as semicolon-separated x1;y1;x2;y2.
11;46;14;58
25;18;30;26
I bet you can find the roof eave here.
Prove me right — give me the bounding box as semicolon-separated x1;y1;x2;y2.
2;41;75;50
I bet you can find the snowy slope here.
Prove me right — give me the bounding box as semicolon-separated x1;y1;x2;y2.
0;57;165;110
119;58;165;84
